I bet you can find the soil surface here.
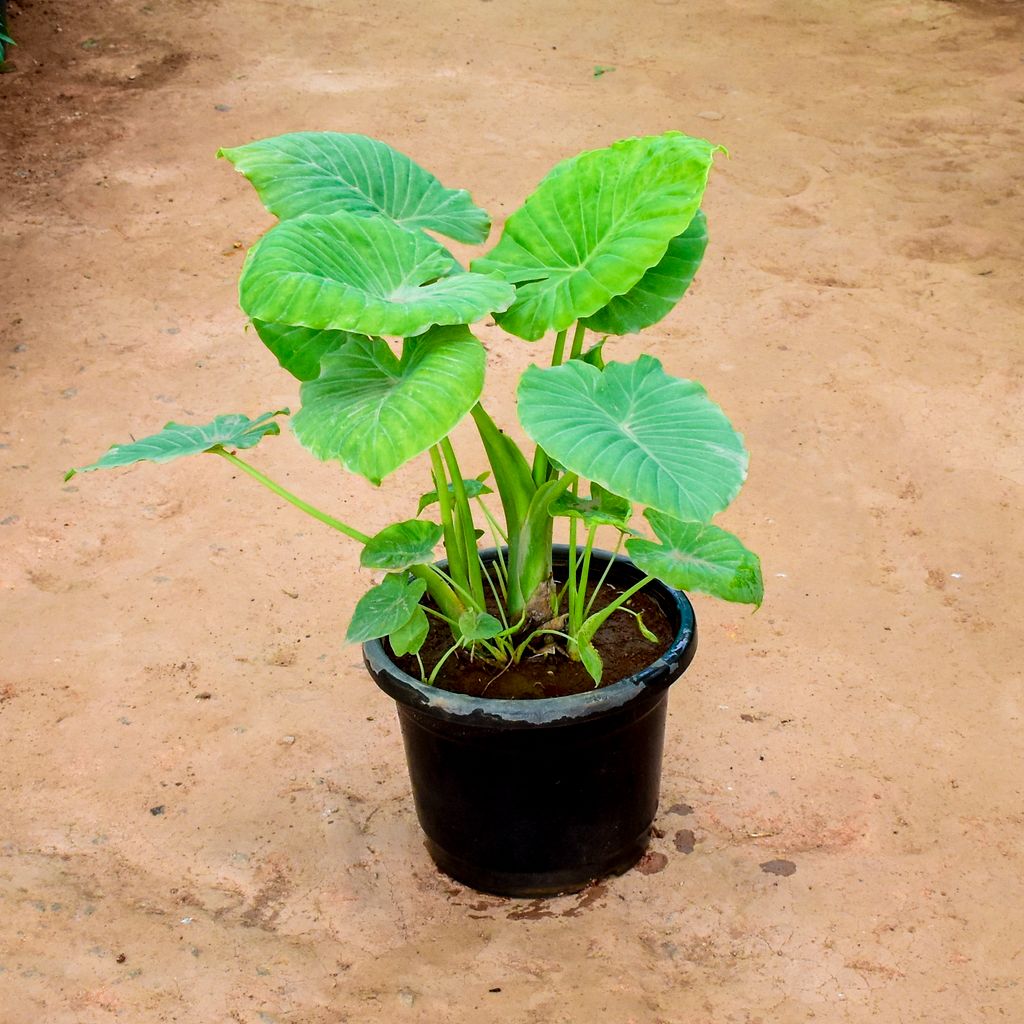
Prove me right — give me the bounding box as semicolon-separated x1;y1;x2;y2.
395;580;673;699
2;1;1023;1022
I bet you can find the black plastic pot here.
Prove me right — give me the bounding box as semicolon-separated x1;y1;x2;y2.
362;546;697;897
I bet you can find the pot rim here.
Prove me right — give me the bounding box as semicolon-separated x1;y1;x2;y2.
363;545;697;730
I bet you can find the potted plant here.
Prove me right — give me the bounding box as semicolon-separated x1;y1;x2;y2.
67;130;763;896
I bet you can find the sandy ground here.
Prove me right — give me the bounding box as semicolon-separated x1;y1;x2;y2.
2;0;1023;1020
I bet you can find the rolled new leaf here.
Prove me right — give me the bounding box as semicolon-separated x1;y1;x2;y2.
472;132;720;341
292;325;485;485
626;510;763;606
239;210;514;339
219;131;492;244
64;410;287;481
517;355;747;524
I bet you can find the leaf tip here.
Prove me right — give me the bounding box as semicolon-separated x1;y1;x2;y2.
63;468;77;483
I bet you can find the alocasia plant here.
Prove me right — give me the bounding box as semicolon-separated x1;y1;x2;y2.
68;129;763;685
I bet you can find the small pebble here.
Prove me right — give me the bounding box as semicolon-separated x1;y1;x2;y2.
697;110;724;120
149;805;165;816
279;735;296;745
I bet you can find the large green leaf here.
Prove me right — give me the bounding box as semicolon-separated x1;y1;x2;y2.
581;210;708;335
472;132;720;341
346;574;427;644
292;326;485;485
626;511;763;606
360;519;444;571
65;410;287;481
239;210;514;339
219;132;491;243
251;319;365;382
517;356;747;522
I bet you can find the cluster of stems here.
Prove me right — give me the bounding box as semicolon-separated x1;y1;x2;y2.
212;321;655;679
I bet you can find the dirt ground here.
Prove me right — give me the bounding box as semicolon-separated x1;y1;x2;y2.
2;0;1022;1020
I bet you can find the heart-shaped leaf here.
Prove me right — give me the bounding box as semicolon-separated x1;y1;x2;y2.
517;356;747;523
627;511;763;606
458;610;504;644
65;410;287;481
252;319;365;382
346;573;427;643
549;482;634;532
581;210;708;335
417;474;493;515
472;132;720;340
292;326;485;484
360;519;443;571
239;210;514;339
389;607;430;657
219;132;491;243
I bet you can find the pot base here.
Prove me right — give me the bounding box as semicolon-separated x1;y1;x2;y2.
425;828;652;898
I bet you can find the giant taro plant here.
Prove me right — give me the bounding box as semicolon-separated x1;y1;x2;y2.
68;130;763;684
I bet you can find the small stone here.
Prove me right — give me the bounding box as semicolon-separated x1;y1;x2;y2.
697;110;724;120
279;735;296;745
397;988;416;1007
149;805;165;816
214;103;232;112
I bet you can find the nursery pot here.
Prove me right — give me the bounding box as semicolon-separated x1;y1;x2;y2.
362;546;697;897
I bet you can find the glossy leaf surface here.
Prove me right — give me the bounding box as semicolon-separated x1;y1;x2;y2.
239;210;514;339
346;574;427;643
360;519;444;571
219;131;491;243
292;327;485;484
417;475;492;515
388;607;430;657
549;483;634;532
626;510;763;606
457;610;504;643
65;410;287;481
518;356;747;523
581;210;708;335
472;132;720;340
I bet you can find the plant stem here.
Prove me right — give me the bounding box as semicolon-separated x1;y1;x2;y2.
550;327;569;367
214;449;371;544
429;445;468;592
581;574;656;638
584;532;625;618
440;436;485;607
566;485;580;632
578;523;598;627
568;321;586;360
531;327;571;487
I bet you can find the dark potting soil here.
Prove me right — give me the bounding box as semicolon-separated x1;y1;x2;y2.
392;581;673;700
